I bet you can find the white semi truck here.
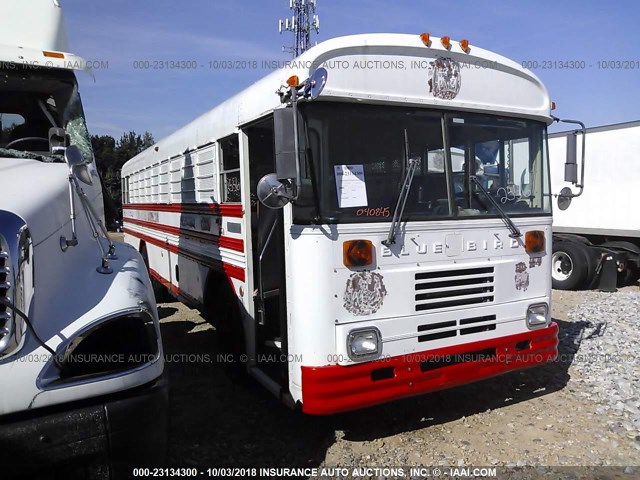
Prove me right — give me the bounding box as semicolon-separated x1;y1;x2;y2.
548;121;640;290
0;1;166;477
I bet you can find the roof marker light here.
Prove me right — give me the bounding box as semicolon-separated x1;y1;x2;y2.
441;36;452;49
460;39;470;53
420;33;431;46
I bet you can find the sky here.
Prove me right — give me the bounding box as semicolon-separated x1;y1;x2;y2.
62;0;640;140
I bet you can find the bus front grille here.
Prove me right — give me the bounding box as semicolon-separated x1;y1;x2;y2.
415;266;494;312
417;315;498;343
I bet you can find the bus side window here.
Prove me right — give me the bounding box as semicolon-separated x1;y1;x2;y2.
122;176;130;204
220;134;241;203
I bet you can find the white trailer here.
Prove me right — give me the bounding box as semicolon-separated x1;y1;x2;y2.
123;32;582;415
0;1;166;477
548;121;640;290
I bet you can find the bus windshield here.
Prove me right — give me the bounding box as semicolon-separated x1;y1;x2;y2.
295;103;551;224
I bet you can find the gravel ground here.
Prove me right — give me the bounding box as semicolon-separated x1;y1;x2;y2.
159;286;640;477
563;290;640;444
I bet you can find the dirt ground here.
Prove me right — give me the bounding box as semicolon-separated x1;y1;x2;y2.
157;287;640;471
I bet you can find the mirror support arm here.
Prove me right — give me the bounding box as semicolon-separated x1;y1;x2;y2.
552;116;586;198
60;173;79;251
291;85;303;201
257;67;328;210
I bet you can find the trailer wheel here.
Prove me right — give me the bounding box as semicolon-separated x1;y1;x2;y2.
551;242;590;290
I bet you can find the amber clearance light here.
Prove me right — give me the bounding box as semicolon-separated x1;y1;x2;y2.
525;230;545;254
43;51;65;59
287;75;300;87
343;240;374;267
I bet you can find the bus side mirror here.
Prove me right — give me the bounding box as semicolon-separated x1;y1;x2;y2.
564;132;578;184
274;108;303;181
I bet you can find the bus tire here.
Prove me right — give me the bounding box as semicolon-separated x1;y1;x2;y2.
206;278;247;382
551;241;590;290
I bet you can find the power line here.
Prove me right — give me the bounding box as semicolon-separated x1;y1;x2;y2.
278;0;320;57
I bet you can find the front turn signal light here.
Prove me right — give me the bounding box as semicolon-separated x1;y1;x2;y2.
287;75;300;87
525;230;545;254
343;240;374;267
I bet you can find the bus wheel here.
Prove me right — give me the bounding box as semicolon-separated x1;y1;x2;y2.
551;242;589;290
209;281;247;382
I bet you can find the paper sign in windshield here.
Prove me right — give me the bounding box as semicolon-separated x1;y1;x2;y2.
334;164;368;208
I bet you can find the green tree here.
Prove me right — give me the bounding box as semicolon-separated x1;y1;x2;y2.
91;130;155;228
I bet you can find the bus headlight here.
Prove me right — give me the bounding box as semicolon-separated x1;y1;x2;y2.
526;303;549;329
347;327;382;361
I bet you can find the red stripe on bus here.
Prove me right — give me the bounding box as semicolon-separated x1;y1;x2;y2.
122;202;243;218
125;228;246;282
148;268;200;306
123;217;244;253
149;268;179;295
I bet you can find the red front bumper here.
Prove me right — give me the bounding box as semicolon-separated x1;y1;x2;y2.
301;323;558;415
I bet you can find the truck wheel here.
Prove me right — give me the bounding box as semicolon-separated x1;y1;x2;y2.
551;242;590;290
619;264;639;286
601;241;640;286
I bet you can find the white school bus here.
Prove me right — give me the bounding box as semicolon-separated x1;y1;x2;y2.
122;33;581;414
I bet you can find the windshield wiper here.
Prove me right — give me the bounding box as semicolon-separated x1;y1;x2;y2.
383;129;421;247
470;176;521;238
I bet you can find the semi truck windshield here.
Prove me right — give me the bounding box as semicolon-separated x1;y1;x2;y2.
0;66;93;163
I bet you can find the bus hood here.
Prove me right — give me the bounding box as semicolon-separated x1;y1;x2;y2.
0;157;73;245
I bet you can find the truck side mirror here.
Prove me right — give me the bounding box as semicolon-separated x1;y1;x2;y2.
65;145;92;185
48;127;67;155
564;132;578;184
273;107;303;181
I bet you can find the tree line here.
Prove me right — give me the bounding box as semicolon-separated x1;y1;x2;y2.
91;131;154;226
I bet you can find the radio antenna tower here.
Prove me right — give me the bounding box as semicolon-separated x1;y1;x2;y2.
278;0;320;57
